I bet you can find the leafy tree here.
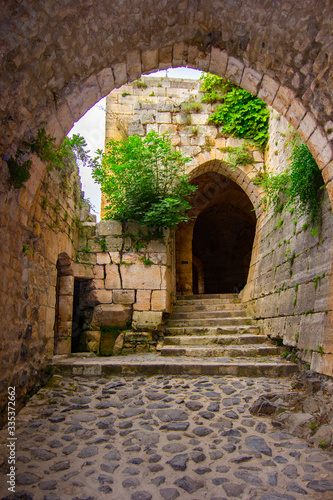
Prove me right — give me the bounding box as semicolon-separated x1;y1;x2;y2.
92;132;196;229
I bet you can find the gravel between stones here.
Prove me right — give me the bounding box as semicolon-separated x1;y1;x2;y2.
0;374;333;499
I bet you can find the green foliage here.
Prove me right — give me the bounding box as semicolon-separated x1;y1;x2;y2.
220;143;254;169
6;127;98;189
134;78;148;89
317;344;325;356
22;244;30;256
319;439;327;449
199;73;235;103
139;256;153;266
122;92;131;97
308;421;317;431
210;95;269;148
200;73;269;148
99;236;107;252
6;152;32;188
255;136;325;224
313;273;325;290
181;101;202;113
93;132;196;229
287;139;325;222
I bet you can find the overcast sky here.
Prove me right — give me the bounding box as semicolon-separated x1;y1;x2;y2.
69;67;202;220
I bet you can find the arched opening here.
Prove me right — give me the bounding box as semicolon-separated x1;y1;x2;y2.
176;172;256;295
192;199;256;294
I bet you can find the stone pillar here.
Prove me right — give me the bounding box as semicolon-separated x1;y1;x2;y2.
55;275;74;354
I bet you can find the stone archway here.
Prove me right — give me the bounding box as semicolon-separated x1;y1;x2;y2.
176;167;257;295
1;2;333;415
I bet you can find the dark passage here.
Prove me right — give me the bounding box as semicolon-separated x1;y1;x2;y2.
192;176;256;294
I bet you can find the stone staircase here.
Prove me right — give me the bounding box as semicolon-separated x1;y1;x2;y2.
52;294;298;378
161;294;283;359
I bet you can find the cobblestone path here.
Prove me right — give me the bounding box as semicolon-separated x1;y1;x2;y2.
1;374;333;500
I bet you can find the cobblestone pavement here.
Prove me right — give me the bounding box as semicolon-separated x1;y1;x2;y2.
1;374;333;500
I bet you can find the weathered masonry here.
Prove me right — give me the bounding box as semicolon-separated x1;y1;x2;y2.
0;2;333;423
67;78;332;375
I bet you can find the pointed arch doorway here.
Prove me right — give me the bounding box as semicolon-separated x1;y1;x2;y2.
176;171;256;295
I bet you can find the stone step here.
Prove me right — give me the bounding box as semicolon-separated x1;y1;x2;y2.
171;310;248;319
166;317;255;327
177;293;239;300
160;345;281;357
172;304;246;314
175;299;242;307
52;354;298;378
166;325;261;336
163;334;268;346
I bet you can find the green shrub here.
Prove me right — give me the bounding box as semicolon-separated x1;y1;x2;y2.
93;132;196;229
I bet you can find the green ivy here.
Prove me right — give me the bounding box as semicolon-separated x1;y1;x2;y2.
6;128;98;189
208;87;269;149
200;73;269;149
255;136;325;223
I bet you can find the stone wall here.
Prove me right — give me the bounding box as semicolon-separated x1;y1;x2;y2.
104;79;333;376
243;115;333;375
0;153;93;425
71;220;175;355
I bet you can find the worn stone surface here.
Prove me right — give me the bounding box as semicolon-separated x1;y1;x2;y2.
1;374;333;500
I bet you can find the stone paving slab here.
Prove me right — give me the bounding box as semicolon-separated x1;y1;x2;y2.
1;374;333;500
52;354;297;378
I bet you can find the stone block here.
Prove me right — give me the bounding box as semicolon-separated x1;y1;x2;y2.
142;49;159;73
93;265;104;279
86;331;101;354
128;119;145;136
191;113;209;125
139;110;155;124
311;352;333;377
113;62;127;87
297;111;317;142
96;220;122;236
225;57;244;85
91;278;106;290
126;50;141;80
149;252;167;265
110;252;120;264
104;236;122;252
121;264;161;289
113;289;135;304
272;85;296;115
91;304;132;329
72;263;94;279
86;289;112;305
134;290;151;311
59;275;74;296
258;75;279;105
159;124;177;134
151;290;170;311
121;252;138;264
156;112;171;124
285;98;307;129
105;264;121;289
58;296;73;322
96;253;111;265
132;311;163;330
209;47;228;76
240;68;262;96
56;337;71;355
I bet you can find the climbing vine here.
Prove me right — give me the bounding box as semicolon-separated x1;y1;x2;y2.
200;73;269;150
5;128;98;189
255;135;325;223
